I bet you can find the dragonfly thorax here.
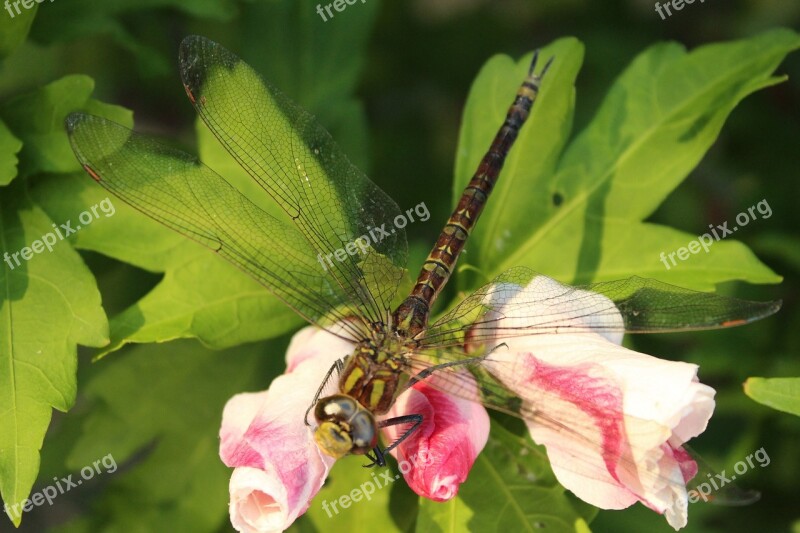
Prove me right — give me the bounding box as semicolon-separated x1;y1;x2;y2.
313;394;377;459
313;337;411;459
338;338;410;415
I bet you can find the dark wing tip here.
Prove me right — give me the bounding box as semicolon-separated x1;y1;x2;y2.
723;298;781;328
715;486;761;507
179;35;207;93
749;298;782;322
178;34;239;101
65;112;88;135
178;35;205;63
763;298;782;318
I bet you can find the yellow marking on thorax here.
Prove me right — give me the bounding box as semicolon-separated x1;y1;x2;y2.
368;380;386;408
343;366;363;393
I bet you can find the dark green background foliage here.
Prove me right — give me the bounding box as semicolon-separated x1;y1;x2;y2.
0;1;798;532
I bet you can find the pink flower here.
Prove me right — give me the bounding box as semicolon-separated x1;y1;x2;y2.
477;275;714;530
382;371;490;501
219;323;489;531
219;326;350;532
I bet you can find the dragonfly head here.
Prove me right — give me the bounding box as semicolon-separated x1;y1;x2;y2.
313;394;378;459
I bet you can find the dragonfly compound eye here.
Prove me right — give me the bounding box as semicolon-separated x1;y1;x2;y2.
312;395;378;458
314;394;358;423
349;411;378;454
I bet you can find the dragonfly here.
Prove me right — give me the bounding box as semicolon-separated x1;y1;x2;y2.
67;35;779;507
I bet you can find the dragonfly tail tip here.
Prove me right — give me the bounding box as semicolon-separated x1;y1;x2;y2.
541;55;555;78
528;49;540;75
528;50;554;79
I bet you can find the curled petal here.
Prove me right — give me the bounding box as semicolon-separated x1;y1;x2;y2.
228;466;294;533
481;276;714;530
382;373;489;501
285;323;356;373
221;325;354;531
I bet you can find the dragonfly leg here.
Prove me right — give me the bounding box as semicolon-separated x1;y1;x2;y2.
406;342;507;390
304;358;346;426
405;354;488;389
362;414;424;468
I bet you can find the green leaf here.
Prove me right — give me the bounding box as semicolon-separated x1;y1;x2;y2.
455;29;799;290
744;377;800;416
418;420;592;532
454;37;581;284
237;0;379;171
752;233;800;273
32;172;302;357
58;339;284;532
32;0;237;35
0;75;132;178
0;118;22;185
0;179;108;527
29;0;237;76
29;5;381;356
197;0;379;217
297;455;416;533
0;2;36;58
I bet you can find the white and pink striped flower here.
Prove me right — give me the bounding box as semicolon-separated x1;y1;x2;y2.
219;324;488;532
477;275;713;530
219;276;714;531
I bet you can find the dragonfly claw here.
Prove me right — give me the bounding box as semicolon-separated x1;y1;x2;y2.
362;453;379;468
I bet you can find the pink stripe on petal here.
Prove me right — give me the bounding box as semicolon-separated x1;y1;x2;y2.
221;325;350;532
671;444;698;484
221;391;271;469
521;354;626;482
383;373;489;501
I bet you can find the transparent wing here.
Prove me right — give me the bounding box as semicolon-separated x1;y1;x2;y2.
66;113;368;341
404;345;761;508
398;266;776;505
179;35;407;326
420;267;781;349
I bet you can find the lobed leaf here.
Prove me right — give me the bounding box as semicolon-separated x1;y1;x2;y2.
455;30;799;291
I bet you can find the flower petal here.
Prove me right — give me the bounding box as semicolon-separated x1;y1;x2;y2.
285;323;356;373
382;372;489;501
221;390;272;469
228;466;291;533
480;276;714;530
221;325;355;531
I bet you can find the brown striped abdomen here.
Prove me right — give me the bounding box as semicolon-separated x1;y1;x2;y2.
393;55;551;338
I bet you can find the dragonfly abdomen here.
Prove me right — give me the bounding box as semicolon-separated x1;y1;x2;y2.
394;54;551;338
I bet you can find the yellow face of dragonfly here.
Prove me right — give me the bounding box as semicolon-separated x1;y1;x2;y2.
313;394;378;459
